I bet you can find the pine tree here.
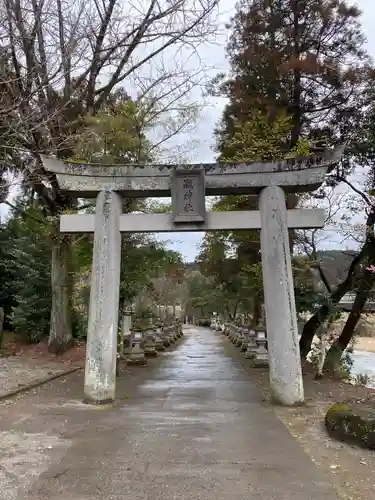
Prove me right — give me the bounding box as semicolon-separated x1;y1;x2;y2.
6;205;53;343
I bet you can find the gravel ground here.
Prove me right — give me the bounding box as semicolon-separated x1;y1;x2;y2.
222;334;375;500
0;336;85;399
0;357;69;398
275;398;375;500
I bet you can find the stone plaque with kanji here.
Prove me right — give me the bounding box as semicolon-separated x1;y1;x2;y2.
171;169;206;223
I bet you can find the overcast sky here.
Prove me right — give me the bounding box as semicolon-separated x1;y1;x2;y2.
1;0;374;262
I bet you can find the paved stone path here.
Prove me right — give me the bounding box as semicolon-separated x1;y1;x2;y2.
0;327;338;499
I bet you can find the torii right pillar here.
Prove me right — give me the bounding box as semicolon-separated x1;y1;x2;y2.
259;185;304;406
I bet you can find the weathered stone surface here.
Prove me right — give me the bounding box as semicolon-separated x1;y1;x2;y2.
240;339;248;351
127;332;147;366
244;348;256;360
253;330;269;367
143;331;158;358
84;191;122;404
171;169;206;223
260;185;304;406
60;209;326;234
162;325;176;345
325;401;375;450
119;313;132;357
42;145;341;409
41;148;343;197
243;330;257;360
153;327;165;351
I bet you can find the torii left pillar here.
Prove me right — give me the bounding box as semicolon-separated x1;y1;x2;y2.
84;190;122;404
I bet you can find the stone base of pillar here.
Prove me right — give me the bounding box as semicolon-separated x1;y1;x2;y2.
83;397;115;406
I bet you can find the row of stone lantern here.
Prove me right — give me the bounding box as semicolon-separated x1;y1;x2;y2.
117;314;184;372
210;319;269;367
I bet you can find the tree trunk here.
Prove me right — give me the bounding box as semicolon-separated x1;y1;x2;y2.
324;270;375;371
48;233;73;354
299;246;369;359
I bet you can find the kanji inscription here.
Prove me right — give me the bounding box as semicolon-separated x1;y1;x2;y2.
171;169;206;223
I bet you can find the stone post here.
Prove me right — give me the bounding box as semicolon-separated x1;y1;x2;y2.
120;310;132;357
259;185;304;406
84;190;122;404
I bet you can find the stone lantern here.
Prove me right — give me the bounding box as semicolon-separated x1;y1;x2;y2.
127;330;147;366
119;306;133;358
253;329;269;367
244;330;257;359
143;328;158;358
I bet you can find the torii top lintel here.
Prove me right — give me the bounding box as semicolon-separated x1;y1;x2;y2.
41;147;343;198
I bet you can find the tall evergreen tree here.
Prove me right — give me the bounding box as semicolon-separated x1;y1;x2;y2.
214;0;372;153
3;203;53;343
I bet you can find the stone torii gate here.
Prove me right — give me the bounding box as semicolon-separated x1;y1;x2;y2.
42;149;342;406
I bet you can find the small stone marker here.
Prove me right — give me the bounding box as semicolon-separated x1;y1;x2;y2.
144;330;158;358
120;310;132;357
253;330;269;367
244;330;257;359
154;326;165;351
127;331;147;366
160;325;172;347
